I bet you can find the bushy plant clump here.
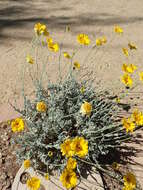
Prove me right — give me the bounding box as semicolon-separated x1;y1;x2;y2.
11;23;141;190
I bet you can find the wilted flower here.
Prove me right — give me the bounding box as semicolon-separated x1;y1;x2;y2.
122;118;135;133
11;118;24;132
77;34;90;45
112;162;119;171
71;137;88;158
26;55;34;64
60;168;77;189
73;61;80;70
26;176;40;190
128;42;137;50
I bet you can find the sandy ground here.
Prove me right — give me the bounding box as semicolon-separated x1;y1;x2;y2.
0;0;143;188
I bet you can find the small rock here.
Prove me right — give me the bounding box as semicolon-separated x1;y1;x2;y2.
0;172;7;180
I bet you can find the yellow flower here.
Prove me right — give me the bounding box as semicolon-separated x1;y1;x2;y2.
96;38;102;46
112;162;119;171
121;74;133;87
34;23;42;35
115;97;120;104
36;101;47;112
60;139;74;157
139;72;143;82
24;159;31;169
39;25;49;36
66;157;77;170
131;109;143;126
122;48;129;57
48;42;59;52
77;34;90;45
63;52;71;59
34;23;49;36
60;168;77;189
26;55;34;64
73;61;80;69
122;63;137;74
122;118;136;133
80;101;92;116
123;172;136;190
11;118;24;132
26;176;40;190
45;173;50;180
71;137;88;158
114;26;123;34
128;42;137;50
48;151;53;157
80;86;85;93
47;37;53;44
101;36;107;44
96;37;107;46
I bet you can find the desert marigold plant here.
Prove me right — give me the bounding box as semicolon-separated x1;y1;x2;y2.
11;23;142;190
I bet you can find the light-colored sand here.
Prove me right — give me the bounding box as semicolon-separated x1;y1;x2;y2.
0;0;143;187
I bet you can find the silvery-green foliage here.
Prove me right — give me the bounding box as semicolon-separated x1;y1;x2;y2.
13;74;130;174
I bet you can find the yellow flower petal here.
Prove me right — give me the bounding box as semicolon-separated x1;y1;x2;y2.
80;101;92;116
122;63;137;74
11;118;24;132
96;38;102;46
24;160;31;169
121;74;133;87
123;172;136;190
114;26;123;34
26;55;34;64
60;169;77;189
27;177;40;190
45;173;50;180
66;157;77;170
36;101;47;112
77;34;90;45
80;86;85;94
139;72;143;82
71;137;88;158
122;117;136;133
63;52;71;59
122;48;129;57
60;139;74;157
73;61;80;69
